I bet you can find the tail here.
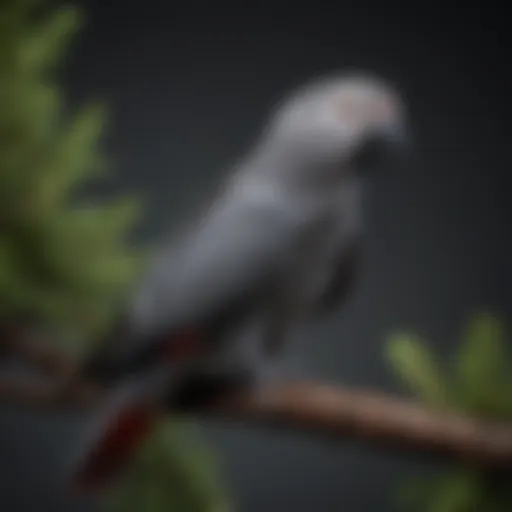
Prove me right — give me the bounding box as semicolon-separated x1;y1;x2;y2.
68;385;159;492
68;325;208;492
68;370;255;492
68;323;248;492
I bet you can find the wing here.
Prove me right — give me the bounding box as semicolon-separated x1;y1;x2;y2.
315;233;362;314
91;182;303;371
315;176;364;314
261;224;363;357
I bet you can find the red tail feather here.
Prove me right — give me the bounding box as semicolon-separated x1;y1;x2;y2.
71;327;205;492
72;404;158;491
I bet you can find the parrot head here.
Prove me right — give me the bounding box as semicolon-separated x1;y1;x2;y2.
262;72;410;183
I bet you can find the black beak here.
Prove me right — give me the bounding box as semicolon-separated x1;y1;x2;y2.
352;122;412;172
382;122;413;155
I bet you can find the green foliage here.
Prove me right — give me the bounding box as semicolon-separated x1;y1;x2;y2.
397;469;512;512
0;2;230;512
387;332;452;408
397;470;485;512
106;421;231;512
455;313;512;417
0;0;142;338
387;312;512;512
386;313;512;419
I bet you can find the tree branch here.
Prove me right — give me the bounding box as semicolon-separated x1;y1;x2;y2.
1;330;512;471
208;383;512;471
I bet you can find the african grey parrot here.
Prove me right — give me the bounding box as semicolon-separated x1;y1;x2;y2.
68;72;410;490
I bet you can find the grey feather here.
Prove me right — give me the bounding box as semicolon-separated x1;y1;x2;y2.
126;175;307;336
85;71;408;384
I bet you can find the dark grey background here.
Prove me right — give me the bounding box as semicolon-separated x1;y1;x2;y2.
0;2;510;511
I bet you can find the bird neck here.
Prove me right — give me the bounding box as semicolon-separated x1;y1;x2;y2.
242;140;355;199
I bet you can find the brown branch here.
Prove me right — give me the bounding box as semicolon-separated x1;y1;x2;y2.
1;331;512;471
208;383;512;471
0;375;102;409
0;327;101;408
2;325;76;377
